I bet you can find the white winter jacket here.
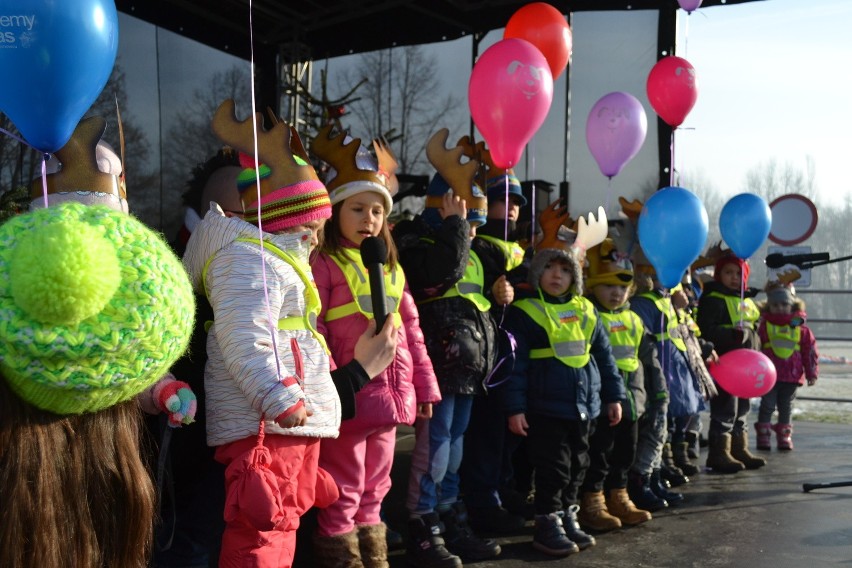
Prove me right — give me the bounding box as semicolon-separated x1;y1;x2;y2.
183;204;341;446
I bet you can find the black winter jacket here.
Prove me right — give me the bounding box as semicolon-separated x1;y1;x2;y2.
393;214;497;395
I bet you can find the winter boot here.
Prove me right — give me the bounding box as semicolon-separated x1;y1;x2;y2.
313;530;364;568
577;491;621;532
673;441;700;476
605;488;652;526
660;443;689;486
755;422;773;451
685;430;700;459
730;430;767;469
438;501;501;561
357;523;389;568
627;470;667;512
650;469;683;506
532;512;580;557
774;423;794;450
706;433;746;474
562;505;596;549
405;513;462;568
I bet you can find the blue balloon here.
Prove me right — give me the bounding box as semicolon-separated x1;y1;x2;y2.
638;186;709;289
0;0;119;152
719;193;771;259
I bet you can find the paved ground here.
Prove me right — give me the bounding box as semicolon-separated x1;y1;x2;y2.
295;415;852;567
376;420;852;568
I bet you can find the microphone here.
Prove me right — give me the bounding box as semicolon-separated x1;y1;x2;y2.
765;252;830;269
360;236;389;333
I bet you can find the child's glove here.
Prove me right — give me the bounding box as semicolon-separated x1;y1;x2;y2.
152;376;197;427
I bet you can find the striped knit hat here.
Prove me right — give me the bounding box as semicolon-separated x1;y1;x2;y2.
237;153;332;232
0;202;194;415
211;99;332;233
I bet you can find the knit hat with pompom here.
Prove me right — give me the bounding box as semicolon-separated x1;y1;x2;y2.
0;202;194;415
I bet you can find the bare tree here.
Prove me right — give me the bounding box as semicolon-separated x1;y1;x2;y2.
334;45;463;175
744;158;818;203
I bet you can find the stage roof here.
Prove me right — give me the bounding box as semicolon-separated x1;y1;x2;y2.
115;0;761;62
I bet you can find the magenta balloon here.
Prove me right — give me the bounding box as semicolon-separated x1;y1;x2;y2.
709;349;777;398
677;0;703;13
585;91;648;179
469;38;554;169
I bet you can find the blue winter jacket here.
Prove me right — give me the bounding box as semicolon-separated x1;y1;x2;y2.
502;290;626;421
630;291;703;418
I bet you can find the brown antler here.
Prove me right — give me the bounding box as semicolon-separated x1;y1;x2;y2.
211;99;317;196
31;116;125;200
372;136;400;195
312;123;380;192
426;128;478;197
618;196;644;222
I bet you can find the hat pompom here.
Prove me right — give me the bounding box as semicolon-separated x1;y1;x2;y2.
10;220;120;325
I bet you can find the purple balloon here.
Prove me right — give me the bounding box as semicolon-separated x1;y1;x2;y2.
677;0;703;13
585;91;648;179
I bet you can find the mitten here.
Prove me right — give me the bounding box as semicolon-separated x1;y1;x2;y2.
152;374;197;427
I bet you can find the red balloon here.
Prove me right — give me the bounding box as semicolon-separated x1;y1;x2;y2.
504;2;572;80
708;349;777;398
646;56;698;128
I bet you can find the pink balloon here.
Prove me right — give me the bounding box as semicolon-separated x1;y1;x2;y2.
677;0;703;13
469;38;554;169
585;91;647;179
646;56;698;128
709;349;777;398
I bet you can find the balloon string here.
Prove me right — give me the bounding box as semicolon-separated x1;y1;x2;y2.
246;0;284;382
605;176;612;218
503;174;509;242
684;13;690;58
41;155;49;208
529;137;537;246
738;273;746;329
669;129;676;187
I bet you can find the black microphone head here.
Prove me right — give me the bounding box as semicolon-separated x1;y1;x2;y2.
764;253;785;269
360;236;388;265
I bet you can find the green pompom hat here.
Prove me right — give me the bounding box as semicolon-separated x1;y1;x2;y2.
0;202;195;415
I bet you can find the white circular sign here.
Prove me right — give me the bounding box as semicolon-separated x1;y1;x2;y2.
768;194;818;246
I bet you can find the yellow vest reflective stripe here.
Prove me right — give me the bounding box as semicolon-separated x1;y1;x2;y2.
476;235;525;271
638;292;687;352
325;252;404;326
207;237;329;354
419;250;491;312
515;295;596;368
598;310;642;372
764;322;801;359
707;291;760;330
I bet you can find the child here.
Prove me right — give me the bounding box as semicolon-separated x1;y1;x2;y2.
577;238;657;532
696;253;767;472
502;207;625;557
629;265;701;503
308;126;441;567
183;100;345;567
0;200;194;568
755;279;819;451
462;145;528;533
393;129;502;566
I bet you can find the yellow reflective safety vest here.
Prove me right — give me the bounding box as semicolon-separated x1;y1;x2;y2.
637;292;686;352
203;237;329;353
514;294;596;368
598;310;642;373
764;322;801;359
419;249;491;312
324;252;404;327
707;291;760;330
477;235;526;272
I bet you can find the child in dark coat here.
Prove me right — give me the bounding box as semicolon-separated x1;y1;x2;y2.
502;208;625;557
393;129;503;567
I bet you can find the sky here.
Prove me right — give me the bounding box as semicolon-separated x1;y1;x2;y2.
117;0;852;218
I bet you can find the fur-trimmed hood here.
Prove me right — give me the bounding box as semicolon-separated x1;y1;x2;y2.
528;247;583;296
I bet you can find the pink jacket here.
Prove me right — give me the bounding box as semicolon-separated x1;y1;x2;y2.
311;246;441;428
758;310;819;386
